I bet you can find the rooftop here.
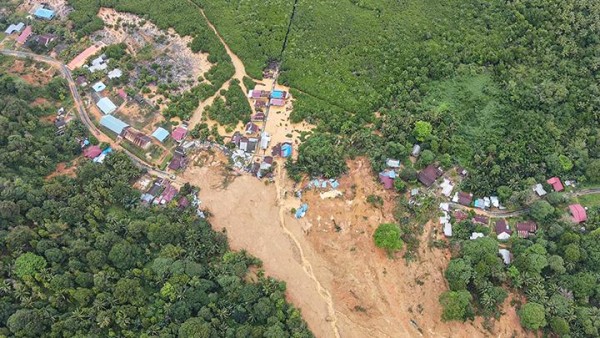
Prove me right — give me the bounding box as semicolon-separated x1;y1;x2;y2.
16;26;32;44
83;145;102;159
151;127;169;142
100;115;129;135
96;97;117;115
92;82;106;92
547;177;564;192
418;164;443;187
34;7;56;20
569;204;587;223
171;126;187;142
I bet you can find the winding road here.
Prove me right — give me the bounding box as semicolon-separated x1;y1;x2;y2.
0;48;172;180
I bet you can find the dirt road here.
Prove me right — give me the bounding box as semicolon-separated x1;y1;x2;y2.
186;1;256;129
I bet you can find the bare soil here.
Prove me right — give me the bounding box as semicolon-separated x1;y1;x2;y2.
181;157;532;338
96;8;213;97
8;60;55;86
45;162;77;180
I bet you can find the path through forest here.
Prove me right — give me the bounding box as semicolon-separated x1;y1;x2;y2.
186;1;253;128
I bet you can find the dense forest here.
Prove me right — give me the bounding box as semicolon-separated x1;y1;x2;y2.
0;74;312;336
192;0;600;198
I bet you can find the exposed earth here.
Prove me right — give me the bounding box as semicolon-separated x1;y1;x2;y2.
181;156;532;337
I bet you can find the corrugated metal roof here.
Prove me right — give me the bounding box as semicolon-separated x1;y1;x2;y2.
92;82;106;92
100;115;128;135
34;8;55;19
151;127;169;142
96;97;117;114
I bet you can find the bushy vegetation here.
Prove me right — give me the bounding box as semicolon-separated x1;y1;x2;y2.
0;74;312;337
373;223;403;255
206;79;252;127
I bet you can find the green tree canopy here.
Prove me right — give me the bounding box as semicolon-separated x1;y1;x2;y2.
439;290;474;322
413;121;432;142
519;302;547;330
373;223;403;254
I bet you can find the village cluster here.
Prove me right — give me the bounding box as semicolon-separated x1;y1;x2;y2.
376;145;589;265
225;88;293;177
4;4;60;47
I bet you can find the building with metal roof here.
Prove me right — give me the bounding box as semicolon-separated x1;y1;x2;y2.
96;97;117;114
151;127;169;142
100;115;129;135
34;8;56;20
92;82;106;92
4;22;24;34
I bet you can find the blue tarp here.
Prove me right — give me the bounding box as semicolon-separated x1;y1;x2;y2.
329;179;340;189
295;204;308;219
281;143;292;158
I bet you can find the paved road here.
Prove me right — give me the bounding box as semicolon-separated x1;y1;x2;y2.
0;48;172;180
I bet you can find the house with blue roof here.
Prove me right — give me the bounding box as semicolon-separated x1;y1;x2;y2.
92;82;106;92
96;97;117;114
34;7;56;20
151;127;169;142
100;115;129;135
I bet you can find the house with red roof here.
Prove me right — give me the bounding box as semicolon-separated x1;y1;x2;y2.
516;221;537;238
83;145;102;159
569;204;587;223
418;164;443;187
16;26;32;45
252;112;266;122
547;177;564;192
454;191;473;206
245;122;260;135
117;88;128;100
378;173;394;189
171;126;187;142
472;215;489;225
495;219;512;241
454;210;468;222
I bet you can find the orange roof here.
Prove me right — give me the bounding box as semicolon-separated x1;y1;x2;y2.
67;44;103;70
569;204;587;223
547;177;564;192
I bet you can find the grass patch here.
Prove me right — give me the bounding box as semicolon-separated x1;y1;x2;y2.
576;194;600;208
